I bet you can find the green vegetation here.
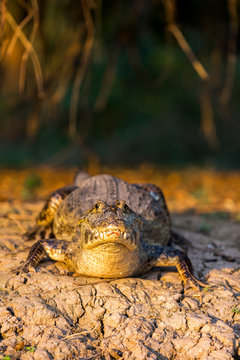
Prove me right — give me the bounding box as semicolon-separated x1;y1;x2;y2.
21;174;42;200
203;287;211;293
25;346;36;353
232;306;240;315
198;221;212;235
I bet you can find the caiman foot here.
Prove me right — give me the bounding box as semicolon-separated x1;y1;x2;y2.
16;239;69;273
148;246;208;291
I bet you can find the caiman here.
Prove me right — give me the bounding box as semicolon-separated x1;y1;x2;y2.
20;172;206;289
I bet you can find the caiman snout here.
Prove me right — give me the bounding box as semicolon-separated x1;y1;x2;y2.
78;200;142;250
80;224;139;250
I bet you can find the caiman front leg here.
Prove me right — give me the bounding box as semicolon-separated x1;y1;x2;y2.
23;185;78;241
19;239;71;272
144;245;207;290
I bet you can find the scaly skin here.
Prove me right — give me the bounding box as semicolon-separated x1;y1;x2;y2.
20;173;207;289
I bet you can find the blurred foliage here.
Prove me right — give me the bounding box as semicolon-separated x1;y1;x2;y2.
0;0;240;168
1;167;240;216
198;221;212;235
21;173;42;200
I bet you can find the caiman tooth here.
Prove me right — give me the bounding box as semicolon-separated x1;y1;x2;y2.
100;232;104;239
123;232;127;240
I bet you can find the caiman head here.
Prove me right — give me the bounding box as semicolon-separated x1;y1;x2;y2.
77;200;142;250
74;200;143;277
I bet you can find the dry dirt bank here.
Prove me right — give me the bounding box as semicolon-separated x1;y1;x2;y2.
0;199;239;360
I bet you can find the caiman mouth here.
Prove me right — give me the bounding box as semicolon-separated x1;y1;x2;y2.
82;226;138;250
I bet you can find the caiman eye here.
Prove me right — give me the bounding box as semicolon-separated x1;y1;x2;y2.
115;200;131;212
94;200;106;211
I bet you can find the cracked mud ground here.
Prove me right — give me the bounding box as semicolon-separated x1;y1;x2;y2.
0;178;240;359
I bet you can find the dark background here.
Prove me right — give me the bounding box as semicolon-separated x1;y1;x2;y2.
1;0;240;168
